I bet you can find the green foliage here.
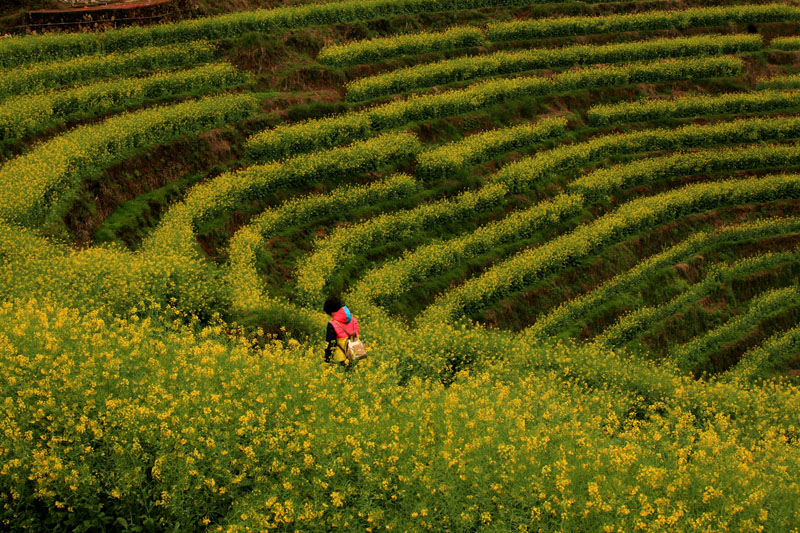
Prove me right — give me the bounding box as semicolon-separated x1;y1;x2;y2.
672;286;800;376
0;41;216;100
317;26;486;67
597;250;800;349
345;34;760;101
587;89;800;126
227;173;421;312
487;4;800;41
569;142;800;200
757;73;800;90
351;193;583;309
354;55;743;105
771;36;800;51
494;115;800;193
529;217;800;340
247;112;373;162
147;133;422;258
319;4;799;70
248;56;741;160
422;174;800;324
727;324;800;382
364;56;741;123
0;0;581;69
296;184;507;304
416;116;567;180
0;93;259;227
0;62;248;142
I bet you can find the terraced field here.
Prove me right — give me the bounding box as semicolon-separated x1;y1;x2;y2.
2;0;800;530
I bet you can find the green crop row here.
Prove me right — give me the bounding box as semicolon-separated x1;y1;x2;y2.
304;115;800;310
356;54;742;103
247;56;742;161
771;36;800;51
0;62;248;143
0;0;580;69
420;174;800;324
291;119;570;305
0;93;259;227
0;226;227;320
493;114;800;193
317;26;485;68
509;328;800;433
350;193;583;309
345;34;760;101
246;112;373;162
527;217;800;340
596;250;800;349
227;173;420;312
725;323;800;382
0;41;216;101
757;73;800;90
295;183;508;304
587;89;800;127
672;286;800;376
569;142;800;200
416;116;567;181
313;5;798;69
146;133;421;258
487;4;800;42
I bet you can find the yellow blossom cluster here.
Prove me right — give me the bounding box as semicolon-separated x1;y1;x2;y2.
1;298;799;531
587;89;800;126
487;4;800;42
0;62;248;142
346;34;758;101
0;41;215;99
529;217;800;340
318;26;486;68
597;250;800;351
0;93;259;226
3;2;800;529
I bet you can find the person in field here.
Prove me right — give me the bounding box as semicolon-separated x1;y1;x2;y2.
323;296;365;366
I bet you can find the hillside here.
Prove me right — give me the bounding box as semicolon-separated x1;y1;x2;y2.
1;0;800;530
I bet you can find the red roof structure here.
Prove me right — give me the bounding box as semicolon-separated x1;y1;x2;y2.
30;0;173;15
24;0;179;31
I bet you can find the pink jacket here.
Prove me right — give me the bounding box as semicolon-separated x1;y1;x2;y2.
329;306;359;338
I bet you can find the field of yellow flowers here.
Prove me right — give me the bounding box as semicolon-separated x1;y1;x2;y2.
3;0;800;529
2;297;799;531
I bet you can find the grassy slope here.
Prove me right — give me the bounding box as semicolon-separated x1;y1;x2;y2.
2;2;800;530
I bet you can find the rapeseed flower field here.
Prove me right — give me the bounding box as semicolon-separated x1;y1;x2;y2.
2;298;799;530
1;0;800;529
